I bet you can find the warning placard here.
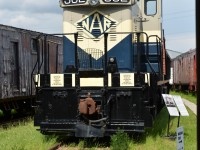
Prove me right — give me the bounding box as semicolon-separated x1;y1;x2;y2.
120;73;134;87
50;74;64;87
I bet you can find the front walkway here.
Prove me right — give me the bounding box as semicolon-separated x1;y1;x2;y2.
182;98;197;115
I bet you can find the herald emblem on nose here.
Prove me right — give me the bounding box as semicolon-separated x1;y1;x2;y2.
76;11;118;38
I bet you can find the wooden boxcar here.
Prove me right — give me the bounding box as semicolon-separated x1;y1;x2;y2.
171;49;196;91
0;24;63;116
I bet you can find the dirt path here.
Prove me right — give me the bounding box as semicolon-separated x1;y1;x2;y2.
182;98;197;115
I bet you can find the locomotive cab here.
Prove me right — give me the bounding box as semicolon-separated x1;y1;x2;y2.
33;0;169;137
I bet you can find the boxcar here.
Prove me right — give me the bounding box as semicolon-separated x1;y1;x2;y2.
0;24;63;116
171;49;196;91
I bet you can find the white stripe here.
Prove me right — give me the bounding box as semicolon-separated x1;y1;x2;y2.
108;73;112;87
145;73;150;86
80;78;104;87
34;74;40;87
72;73;76;87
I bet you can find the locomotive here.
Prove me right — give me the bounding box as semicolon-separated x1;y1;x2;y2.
34;0;169;137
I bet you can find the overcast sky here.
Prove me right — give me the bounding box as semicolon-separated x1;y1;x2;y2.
0;0;195;53
163;0;195;53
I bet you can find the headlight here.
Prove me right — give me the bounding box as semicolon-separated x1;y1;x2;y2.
89;0;100;6
109;57;115;63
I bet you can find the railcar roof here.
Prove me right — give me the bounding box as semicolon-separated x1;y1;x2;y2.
0;24;62;39
171;49;196;60
166;49;182;60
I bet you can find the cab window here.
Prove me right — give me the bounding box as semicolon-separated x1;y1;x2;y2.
145;0;157;16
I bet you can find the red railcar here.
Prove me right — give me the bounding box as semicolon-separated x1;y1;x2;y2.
171;49;196;91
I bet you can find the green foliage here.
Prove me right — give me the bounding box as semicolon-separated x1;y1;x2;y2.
78;140;85;149
110;130;130;150
0;118;57;150
128;107;197;150
170;90;197;104
0;106;196;150
0;109;3;117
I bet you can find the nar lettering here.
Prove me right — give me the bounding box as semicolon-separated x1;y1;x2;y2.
76;11;118;38
81;13;112;34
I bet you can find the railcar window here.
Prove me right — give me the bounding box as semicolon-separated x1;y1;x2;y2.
144;0;157;16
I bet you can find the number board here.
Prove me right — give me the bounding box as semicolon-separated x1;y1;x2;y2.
63;0;86;5
63;0;130;5
103;0;130;3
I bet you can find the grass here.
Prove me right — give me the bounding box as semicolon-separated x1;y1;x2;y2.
0;110;3;117
110;130;130;150
128;107;197;150
0;118;57;150
0;90;197;150
0;108;196;150
61;107;196;150
170;90;197;104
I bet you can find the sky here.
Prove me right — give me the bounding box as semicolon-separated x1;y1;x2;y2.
0;0;196;53
162;0;195;53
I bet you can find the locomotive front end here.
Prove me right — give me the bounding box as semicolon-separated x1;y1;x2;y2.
34;0;167;137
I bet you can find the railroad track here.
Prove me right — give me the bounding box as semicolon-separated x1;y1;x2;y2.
48;143;62;150
47;137;111;150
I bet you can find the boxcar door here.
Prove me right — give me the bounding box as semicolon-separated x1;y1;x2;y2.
10;41;20;91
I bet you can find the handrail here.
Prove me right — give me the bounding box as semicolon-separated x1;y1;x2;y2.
148;35;162;78
32;31;162;76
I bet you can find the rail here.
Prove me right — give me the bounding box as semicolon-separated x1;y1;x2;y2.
48;143;62;150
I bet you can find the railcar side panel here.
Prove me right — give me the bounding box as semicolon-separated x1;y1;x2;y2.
172;49;196;91
0;25;63;114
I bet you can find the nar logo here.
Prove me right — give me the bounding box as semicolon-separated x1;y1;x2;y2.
76;11;118;38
